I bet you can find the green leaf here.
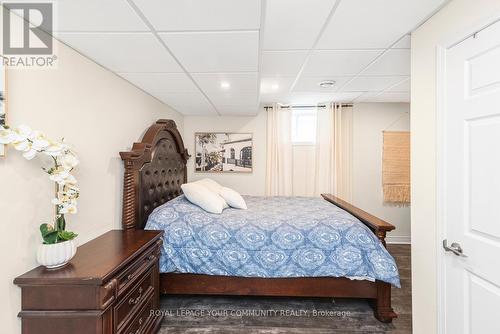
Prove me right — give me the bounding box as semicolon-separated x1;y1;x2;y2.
57;230;77;241
40;223;58;244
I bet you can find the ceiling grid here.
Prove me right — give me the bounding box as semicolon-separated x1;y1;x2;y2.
52;0;449;115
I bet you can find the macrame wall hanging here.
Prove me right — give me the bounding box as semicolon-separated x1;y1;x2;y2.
382;131;410;205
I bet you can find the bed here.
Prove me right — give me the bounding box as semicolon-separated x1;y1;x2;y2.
120;119;399;323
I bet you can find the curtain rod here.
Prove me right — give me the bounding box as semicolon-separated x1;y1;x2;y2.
263;104;353;110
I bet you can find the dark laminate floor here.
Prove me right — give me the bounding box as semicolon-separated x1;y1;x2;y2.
159;244;411;334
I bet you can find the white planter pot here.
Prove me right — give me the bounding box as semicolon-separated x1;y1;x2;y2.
37;239;77;269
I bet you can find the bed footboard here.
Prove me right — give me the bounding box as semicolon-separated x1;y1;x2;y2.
160;274;397;323
321;193;397;322
374;281;398;322
321;193;395;247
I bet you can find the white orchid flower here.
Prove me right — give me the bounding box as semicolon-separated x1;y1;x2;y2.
3;123;80;219
13;139;30;152
0;127;16;144
66;183;80;192
64;187;80;198
52;198;63;205
59;206;69;214
29;132;50;151
10;126;32;146
49;168;77;185
59;202;77;214
60;153;79;170
44;142;67;157
64;174;77;185
16;124;32;138
22;148;38;160
49;169;68;184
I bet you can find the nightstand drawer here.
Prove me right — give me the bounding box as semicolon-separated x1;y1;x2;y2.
116;243;159;296
115;268;154;331
118;290;155;334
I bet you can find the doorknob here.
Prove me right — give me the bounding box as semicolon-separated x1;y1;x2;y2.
443;239;468;257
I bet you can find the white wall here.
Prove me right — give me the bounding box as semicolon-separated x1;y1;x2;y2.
183;110;266;195
0;39;183;333
187;105;411;244
289;103;411;243
183;110;317;197
411;1;500;333
352;103;411;243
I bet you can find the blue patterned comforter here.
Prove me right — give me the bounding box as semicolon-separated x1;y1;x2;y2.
145;195;400;287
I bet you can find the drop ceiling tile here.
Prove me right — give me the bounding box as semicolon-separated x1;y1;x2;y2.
260;77;296;95
259;94;280;104
343;76;407;92
208;93;258;107
160;31;259;72
362;49;410;76
154;92;217;115
293;76;352;92
302;50;382;76
171;105;218;115
154;92;212;106
263;0;336;50
132;0;260;31
386;77;411;92
119;73;199;93
54;0;147;31
392;35;411;49
56;32;183;73
192;73;258;93
358;92;410;103
317;0;446;49
261;51;308;76
217;106;259;116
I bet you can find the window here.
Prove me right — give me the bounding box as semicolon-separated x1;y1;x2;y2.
241;146;252;160
291;109;317;144
240;146;252;167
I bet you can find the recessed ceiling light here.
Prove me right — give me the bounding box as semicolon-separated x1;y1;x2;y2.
220;81;230;89
319;80;336;88
271;84;279;90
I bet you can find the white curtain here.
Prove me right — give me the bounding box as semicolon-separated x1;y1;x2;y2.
314;103;353;200
266;104;293;196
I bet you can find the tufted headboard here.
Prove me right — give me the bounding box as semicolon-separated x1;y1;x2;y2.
120;120;189;230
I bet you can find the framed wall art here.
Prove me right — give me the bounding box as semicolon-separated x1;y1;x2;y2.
195;132;253;173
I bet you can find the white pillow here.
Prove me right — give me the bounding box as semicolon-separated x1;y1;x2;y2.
220;187;247;210
195;178;222;193
194;178;229;208
181;182;225;214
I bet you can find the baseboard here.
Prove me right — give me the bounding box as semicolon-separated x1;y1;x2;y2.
386;236;411;244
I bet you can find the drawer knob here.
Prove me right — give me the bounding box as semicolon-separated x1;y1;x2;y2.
130;318;143;334
128;287;144;305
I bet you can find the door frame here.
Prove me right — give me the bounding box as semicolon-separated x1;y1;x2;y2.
435;12;500;334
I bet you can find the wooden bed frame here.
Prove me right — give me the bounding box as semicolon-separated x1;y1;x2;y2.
120;119;398;323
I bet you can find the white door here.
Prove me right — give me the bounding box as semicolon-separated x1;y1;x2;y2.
443;19;500;334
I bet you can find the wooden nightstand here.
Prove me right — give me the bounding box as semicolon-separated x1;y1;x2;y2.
14;230;163;334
